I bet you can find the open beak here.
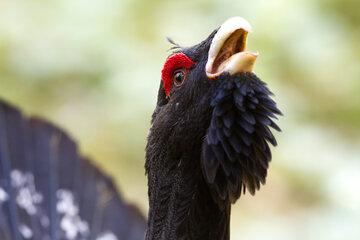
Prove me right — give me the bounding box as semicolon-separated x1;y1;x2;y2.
206;17;258;79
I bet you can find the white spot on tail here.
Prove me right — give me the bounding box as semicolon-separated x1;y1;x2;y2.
40;215;50;228
19;224;33;239
11;170;43;215
6;170;117;240
9;169;49;238
96;232;119;240
57;189;89;240
57;190;79;216
0;187;9;203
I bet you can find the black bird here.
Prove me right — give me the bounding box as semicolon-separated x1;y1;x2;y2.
0;17;281;240
146;16;281;240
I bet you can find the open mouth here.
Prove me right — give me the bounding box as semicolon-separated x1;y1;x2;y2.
205;17;258;78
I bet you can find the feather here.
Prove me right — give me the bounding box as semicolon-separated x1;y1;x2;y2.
0;100;146;240
201;72;281;205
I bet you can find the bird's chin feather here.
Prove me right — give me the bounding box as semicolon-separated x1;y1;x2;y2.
201;72;282;205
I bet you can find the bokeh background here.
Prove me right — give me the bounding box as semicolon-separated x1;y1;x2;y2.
1;0;359;239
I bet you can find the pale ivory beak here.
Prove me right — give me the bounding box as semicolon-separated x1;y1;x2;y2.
205;17;258;78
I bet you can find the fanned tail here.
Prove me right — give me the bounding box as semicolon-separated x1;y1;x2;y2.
0;100;146;240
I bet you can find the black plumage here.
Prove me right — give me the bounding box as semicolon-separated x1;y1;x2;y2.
202;72;282;204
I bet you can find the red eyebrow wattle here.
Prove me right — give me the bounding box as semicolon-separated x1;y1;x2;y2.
161;52;195;97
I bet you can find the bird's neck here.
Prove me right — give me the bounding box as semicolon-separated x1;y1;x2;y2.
145;148;231;240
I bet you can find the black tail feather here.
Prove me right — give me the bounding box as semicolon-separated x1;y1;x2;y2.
0;100;146;240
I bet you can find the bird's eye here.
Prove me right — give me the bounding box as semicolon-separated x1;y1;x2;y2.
173;69;187;86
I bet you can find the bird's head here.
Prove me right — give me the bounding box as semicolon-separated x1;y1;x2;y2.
148;17;281;205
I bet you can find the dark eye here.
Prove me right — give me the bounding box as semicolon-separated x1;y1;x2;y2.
173;69;187;86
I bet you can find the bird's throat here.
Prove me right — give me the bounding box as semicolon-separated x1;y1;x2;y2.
145;144;231;240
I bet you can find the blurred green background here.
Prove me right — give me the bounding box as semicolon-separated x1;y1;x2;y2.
1;0;359;239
